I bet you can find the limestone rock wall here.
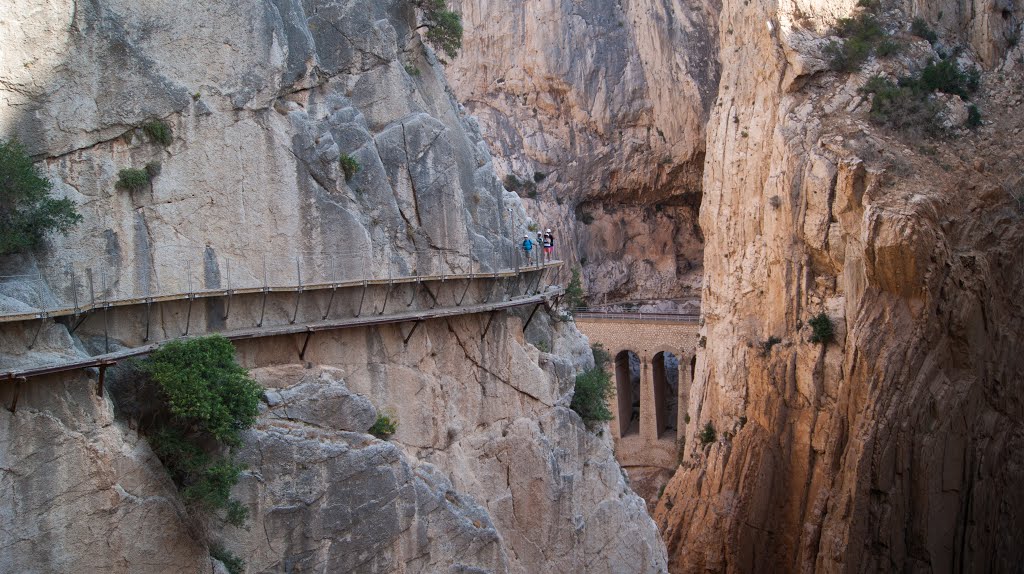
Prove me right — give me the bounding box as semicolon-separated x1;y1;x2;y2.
447;0;720;303
0;1;669;572
655;0;1024;572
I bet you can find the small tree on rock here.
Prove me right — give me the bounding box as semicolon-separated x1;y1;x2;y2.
414;0;463;61
0;139;81;255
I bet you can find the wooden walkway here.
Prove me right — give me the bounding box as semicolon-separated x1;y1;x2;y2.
2;262;563;388
0;261;562;324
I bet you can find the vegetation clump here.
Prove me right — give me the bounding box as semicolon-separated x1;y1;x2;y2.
565;267;585;311
910;17;938;44
0;139;82;255
570;344;614;425
117;168;151;192
141;335;263;526
760;336;782;356
210;545;245;574
414;0;463;61
142;120;173;146
808;312;835;345
860;58;981;133
369;413;398;439
339;154;360;181
699;421;717;446
825;11;899;72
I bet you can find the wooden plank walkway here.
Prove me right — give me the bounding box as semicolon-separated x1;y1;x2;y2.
3;286;562;381
0;261;563;324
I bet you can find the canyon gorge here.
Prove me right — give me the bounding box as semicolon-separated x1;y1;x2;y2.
2;0;1024;573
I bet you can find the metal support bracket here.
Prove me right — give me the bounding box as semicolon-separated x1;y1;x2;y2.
355;281;368;317
456;278;472;306
7;375;24;414
28;314;46;350
290;258;303;324
378;280;393;315
323;284;338;320
480;311;498;340
103;304;111;353
423;284;439;309
407;280;422;307
522;304;542;332
299;328;314;360
403;320;422;346
184;295;194;337
97;361;116;398
143;299;152;342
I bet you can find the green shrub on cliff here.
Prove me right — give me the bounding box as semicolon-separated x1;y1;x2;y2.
570;344;614;425
808;313;835;345
414;0;463;60
142;335;262;526
0;139;82;255
370;413;399;439
565;267;585;311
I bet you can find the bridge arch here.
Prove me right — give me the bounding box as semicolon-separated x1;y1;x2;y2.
652;350;679;439
613;349;640;437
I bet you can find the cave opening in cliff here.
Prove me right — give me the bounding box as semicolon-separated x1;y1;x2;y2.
614;350;641;437
652;351;679;439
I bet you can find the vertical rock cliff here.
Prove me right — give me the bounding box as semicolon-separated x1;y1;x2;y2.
448;0;719;303
656;0;1024;571
0;1;668;571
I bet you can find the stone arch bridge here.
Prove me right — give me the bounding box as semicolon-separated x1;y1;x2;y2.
573;310;700;473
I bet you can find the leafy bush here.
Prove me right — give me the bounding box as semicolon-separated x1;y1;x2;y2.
142;336;262;526
339;154;360;181
370;413;398;439
404;63;421;76
826;12;898;72
533;171;547;182
967;104;982;128
210;545;245;574
910;18;938;44
142;120;173;146
415;0;463;60
861;58;980;133
144;161;162;178
699;421;716;446
808;312;835;345
570;345;614;425
565;267;585;310
117;168;151;192
918;58;980;98
527;222;539;232
146;336;263;446
0;139;82;255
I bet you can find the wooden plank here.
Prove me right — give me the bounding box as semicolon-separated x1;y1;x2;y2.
3;288;564;380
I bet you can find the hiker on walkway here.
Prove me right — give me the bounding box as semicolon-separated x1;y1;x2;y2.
522;233;533;265
543;228;554;262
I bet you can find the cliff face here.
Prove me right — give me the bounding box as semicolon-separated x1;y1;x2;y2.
656;0;1024;571
447;0;719;303
0;1;667;571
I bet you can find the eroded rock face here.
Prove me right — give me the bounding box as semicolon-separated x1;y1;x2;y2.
655;0;1024;572
0;0;519;315
0;375;212;574
225;314;668;574
447;0;719;303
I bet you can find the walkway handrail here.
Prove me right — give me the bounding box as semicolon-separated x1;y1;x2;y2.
0;258;562;324
4;288;564;380
572;308;700;323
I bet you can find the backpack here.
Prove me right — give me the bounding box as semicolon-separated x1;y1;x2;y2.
522;238;533;251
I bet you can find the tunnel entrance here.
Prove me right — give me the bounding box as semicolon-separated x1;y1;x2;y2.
653;351;679;439
615;350;640;437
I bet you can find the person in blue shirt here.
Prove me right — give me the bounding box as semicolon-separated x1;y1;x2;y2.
522;234;534;256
